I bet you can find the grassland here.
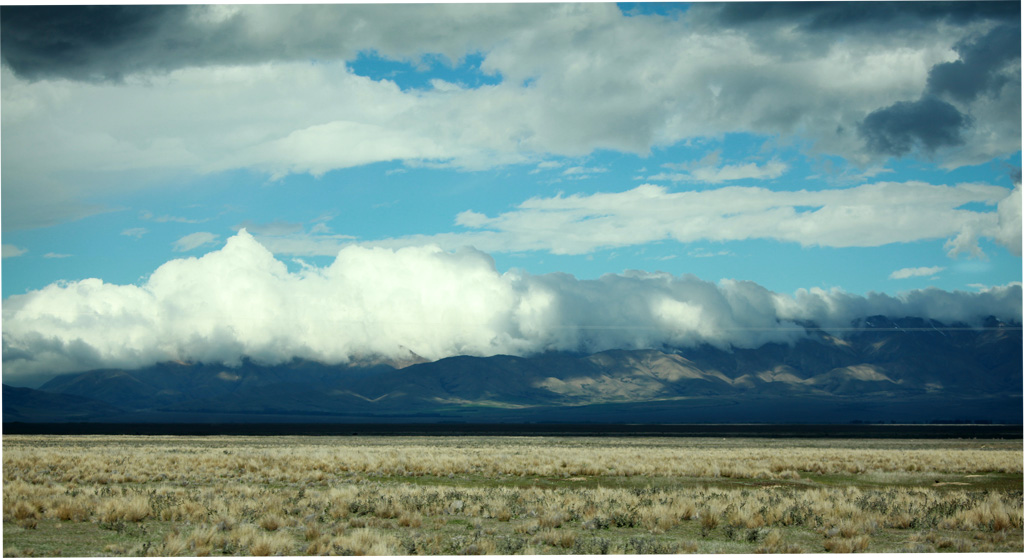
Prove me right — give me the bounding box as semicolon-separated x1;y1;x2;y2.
3;434;1022;555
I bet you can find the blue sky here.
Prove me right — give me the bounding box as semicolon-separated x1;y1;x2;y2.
3;132;1019;297
1;3;1020;383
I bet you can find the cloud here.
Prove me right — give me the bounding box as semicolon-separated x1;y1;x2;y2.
0;5;188;81
3;230;1020;383
42;253;72;259
121;227;148;239
0;188;112;232
691;1;1017;34
651;159;788;184
228;220;356;257
562;166;607;176
859;96;971;157
781;282;1022;331
691;160;788;183
2;245;27;258
232;220;304;237
6;3;1015;86
244;232;357;258
688;249;733;259
942;182;1021;259
993;182;1023;257
443;181;1017;257
856;22;1020;164
141;211;208;224
926;24;1021;104
531;161;564;173
805;164;894;186
172;232;219;252
2;4;1019;230
0;4;557;82
889;266;945;280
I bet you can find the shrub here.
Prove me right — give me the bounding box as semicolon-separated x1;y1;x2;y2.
186;525;225;556
534;528;576;549
99;496;150;523
699;506;721;536
259;514;284;531
248;533;293;557
538;510;568;528
328;528;402;555
10;502;37;521
397;512;422;528
822;535;870;553
756;529;804;553
514;519;539;535
52;498;89;522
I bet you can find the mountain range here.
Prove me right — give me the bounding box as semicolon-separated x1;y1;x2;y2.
4;316;1021;424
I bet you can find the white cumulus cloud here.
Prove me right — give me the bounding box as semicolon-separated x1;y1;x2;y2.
3;230;1019;384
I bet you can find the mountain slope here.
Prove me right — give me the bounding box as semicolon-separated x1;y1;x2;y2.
3;384;124;422
22;317;1022;423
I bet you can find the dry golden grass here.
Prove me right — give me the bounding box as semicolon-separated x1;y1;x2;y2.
4;435;1019;487
2;435;1021;555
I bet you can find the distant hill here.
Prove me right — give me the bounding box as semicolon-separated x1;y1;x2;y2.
7;316;1021;424
2;384;124;422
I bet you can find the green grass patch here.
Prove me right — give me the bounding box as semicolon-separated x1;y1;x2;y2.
3;519;175;557
802;471;1022;491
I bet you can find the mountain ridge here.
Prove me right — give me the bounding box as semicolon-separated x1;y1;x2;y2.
6;316;1021;424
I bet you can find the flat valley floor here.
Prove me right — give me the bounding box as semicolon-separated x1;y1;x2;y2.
3;434;1022;555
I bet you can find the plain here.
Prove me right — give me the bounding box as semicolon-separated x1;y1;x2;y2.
2;434;1022;555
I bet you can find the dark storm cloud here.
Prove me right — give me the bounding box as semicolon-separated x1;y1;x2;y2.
859;96;971;157
1;5;353;82
926;24;1022;103
694;1;1018;33
0;5;190;81
0;4;562;82
856;18;1020;159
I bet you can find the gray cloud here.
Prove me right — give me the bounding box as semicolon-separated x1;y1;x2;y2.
6;2;1015;84
695;1;1018;34
856;21;1020;160
1;4;1019;233
2;230;1020;383
0;4;558;82
859;96;972;157
2;245;27;259
927;23;1021;103
0;5;188;81
0;186;114;232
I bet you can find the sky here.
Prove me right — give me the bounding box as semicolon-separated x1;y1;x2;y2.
1;2;1021;386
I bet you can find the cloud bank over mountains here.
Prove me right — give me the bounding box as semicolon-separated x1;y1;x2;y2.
1;4;1019;387
1;3;1019;229
3;230;1019;384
